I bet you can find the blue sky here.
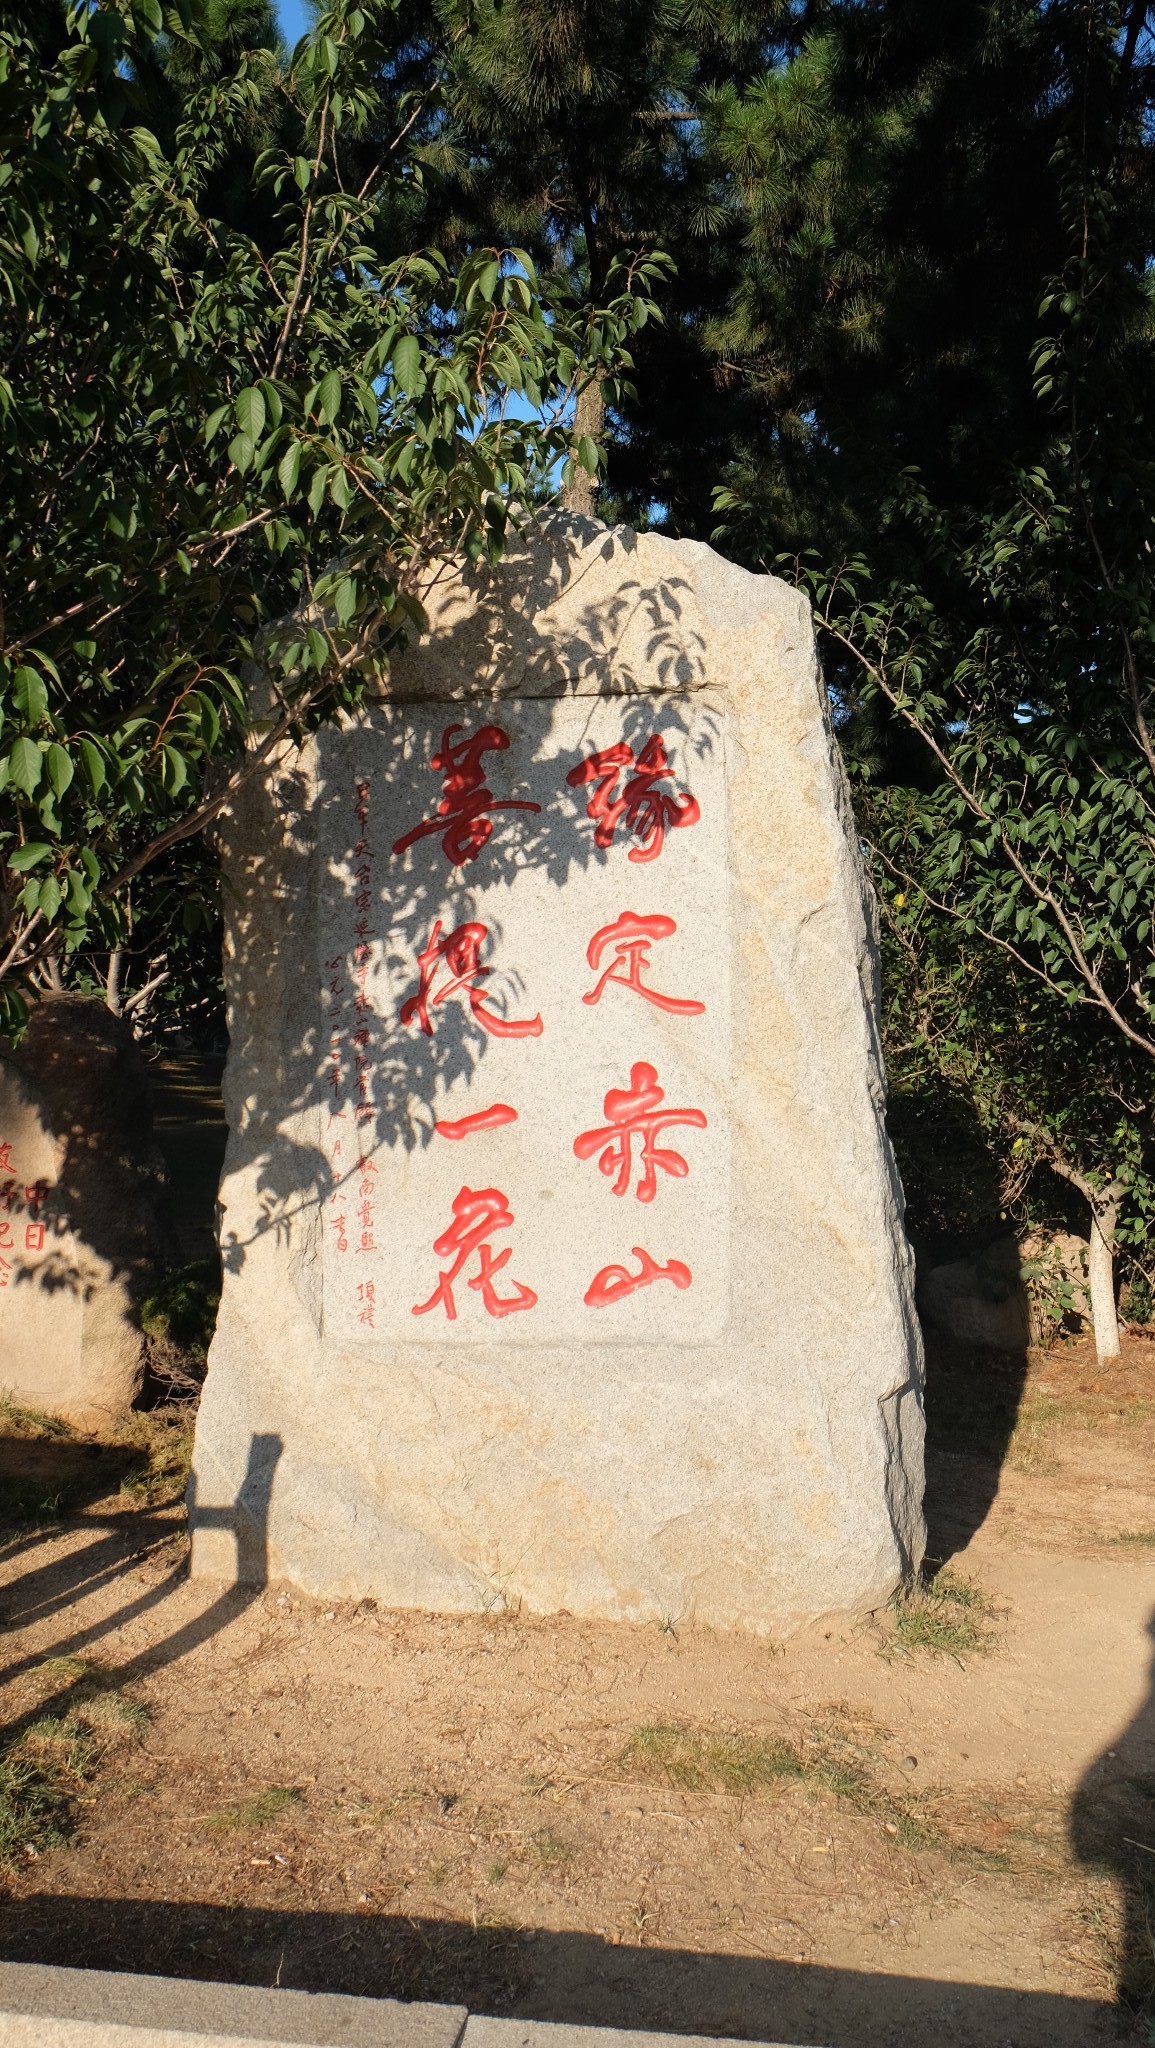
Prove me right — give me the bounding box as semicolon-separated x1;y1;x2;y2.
275;1;312;45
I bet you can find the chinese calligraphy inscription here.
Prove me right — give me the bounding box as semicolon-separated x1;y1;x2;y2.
318;695;729;1345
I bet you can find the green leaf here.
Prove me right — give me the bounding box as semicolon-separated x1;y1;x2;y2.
9;737;42;795
11;667;48;724
578;435;600;476
258;379;283;428
277;441;302;497
318;369;342;424
78;739;106;794
36;875;62;921
6;842;51;872
228;432;256;474
391;335;422;395
46;744;74;797
235;386;266;439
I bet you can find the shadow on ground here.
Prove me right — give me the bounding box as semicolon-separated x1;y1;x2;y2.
0;1431;280;1761
0;1897;1114;2047
920;1327;1029;1565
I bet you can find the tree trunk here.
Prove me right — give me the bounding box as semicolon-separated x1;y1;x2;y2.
1088;1189;1124;1364
562;379;605;519
105;943;124;1016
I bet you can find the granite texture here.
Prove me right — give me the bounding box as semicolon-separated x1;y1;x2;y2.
189;514;924;1631
0;998;173;1425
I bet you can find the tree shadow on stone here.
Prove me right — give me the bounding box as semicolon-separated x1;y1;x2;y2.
214;549;725;1282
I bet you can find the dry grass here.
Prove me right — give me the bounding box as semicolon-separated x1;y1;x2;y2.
200;1785;306;1833
115;1407;196;1509
0;1663;148;1873
0;1392;73;1439
884;1570;999;1661
619;1718;935;1849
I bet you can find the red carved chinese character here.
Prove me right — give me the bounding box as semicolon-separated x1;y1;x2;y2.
330;1213;349;1253
413;1185;537;1320
393;724;541;867
0;1221;12;1249
566;735;699;864
401;921;542;1039
582;912;705;1016
0;1256;9;1288
357;1280;376;1329
0;1143;12;1174
24;1223;45;1253
435;1104;518;1141
573;1061;707;1203
584;1246;693;1308
24;1182;46;1218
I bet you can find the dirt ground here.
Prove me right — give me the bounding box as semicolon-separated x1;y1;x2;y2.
2;1330;1154;2048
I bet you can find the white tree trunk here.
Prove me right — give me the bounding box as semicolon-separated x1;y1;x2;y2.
1088;1196;1122;1364
105;943;124;1015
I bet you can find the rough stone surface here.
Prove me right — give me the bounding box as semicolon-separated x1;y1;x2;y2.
920;1238;1032;1353
0;1960;466;2047
461;2022;816;2048
189;515;925;1631
0;998;174;1425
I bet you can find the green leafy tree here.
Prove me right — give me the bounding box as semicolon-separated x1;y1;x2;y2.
791;5;1155;1073
0;0;666;1035
884;906;1155;1362
697;0;1155;1342
356;0;770;518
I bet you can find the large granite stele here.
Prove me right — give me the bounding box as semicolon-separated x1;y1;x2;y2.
189;516;924;1631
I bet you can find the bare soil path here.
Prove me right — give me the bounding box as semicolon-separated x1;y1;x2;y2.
1;1330;1154;2048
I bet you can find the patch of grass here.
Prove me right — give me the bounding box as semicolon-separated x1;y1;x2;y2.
201;1785;305;1833
621;1723;804;1797
0;1667;145;1874
528;1825;572;1866
619;1719;934;1848
1006;1399;1065;1474
0;1742;76;1868
0;1482;67;1530
1108;1529;1155;1549
25;1661;151;1741
116;1407;196;1508
74;1690;149;1734
488;1859;509;1882
33;1655;94;1685
885;1569;998;1660
0;1391;74;1439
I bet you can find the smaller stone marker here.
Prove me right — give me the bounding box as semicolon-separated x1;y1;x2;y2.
190;514;924;1630
0;998;174;1425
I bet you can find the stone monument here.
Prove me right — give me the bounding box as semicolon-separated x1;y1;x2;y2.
0;997;174;1426
189;516;925;1630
